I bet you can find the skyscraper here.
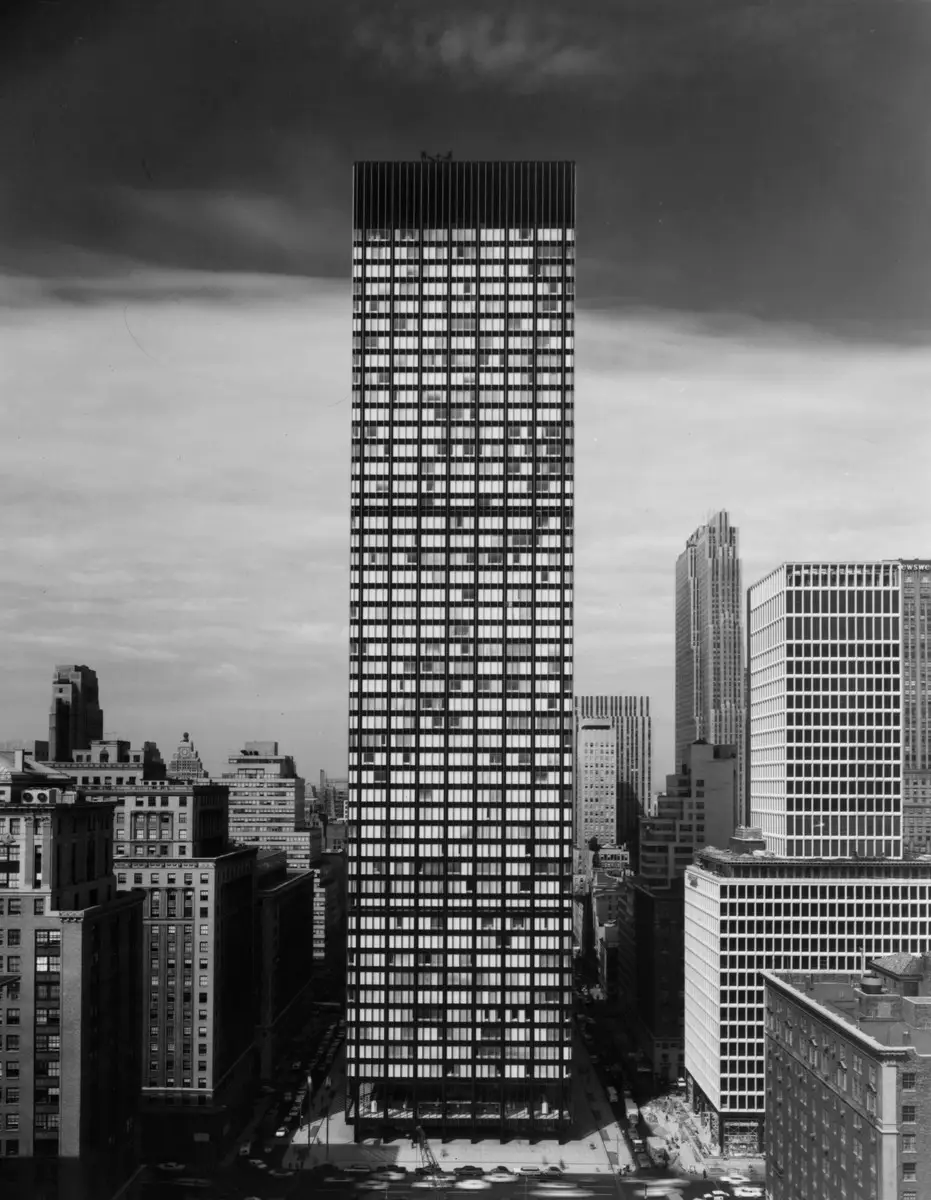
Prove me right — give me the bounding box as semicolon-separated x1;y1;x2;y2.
47;665;104;762
574;695;652;848
346;160;576;1139
221;741;313;870
747;560;931;859
675;513;744;815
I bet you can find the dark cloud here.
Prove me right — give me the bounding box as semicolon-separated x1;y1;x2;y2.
2;0;930;333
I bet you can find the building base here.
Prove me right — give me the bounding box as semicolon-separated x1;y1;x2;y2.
346;1079;573;1144
686;1074;763;1157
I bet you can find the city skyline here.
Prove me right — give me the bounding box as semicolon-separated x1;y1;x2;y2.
3;0;931;801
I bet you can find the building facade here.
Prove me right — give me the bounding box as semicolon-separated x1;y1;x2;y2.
98;780;256;1160
764;955;931;1200
346;159;576;1138
45;738;166;787
684;839;931;1155
675;513;744;818
575;696;652;848
221;742;312;871
47;666;103;763
0;752;144;1168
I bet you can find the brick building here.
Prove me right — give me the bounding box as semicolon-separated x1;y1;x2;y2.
764;954;931;1200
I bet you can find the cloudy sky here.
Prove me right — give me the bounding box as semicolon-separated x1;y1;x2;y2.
2;0;930;784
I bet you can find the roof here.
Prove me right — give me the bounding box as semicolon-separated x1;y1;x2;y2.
872;953;924;977
0;752;72;785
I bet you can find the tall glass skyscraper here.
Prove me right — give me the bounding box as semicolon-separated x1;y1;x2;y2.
345;161;576;1140
675;512;744;815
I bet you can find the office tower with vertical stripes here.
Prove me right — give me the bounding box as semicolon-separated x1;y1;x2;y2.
748;559;931;858
675;512;745;817
345;161;576;1139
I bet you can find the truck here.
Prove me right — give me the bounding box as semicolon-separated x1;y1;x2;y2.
624;1096;640;1126
645;1136;668;1166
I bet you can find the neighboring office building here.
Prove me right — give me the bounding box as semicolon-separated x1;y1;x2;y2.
168;732;209;782
222;742;313;871
254;850;316;1080
48;665;104;763
630;876;685;1086
684;832;931;1156
575;696;652;849
347;159;576;1139
748;559;931;859
639;742;737;883
0;751;144;1172
98;779;257;1161
764;955;931;1200
313;852;347;983
675;512;745;819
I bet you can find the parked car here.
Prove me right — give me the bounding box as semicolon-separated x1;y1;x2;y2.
238;1142;251;1157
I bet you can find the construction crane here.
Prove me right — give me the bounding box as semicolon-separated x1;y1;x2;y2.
412;1123;441;1174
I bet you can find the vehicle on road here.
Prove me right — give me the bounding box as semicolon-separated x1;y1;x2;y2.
372;1169;408;1182
173;1181;211;1190
484;1169;514;1183
733;1189;764;1198
635;1152;650;1171
248;1159;266;1170
284;1092;293;1102
519;1166;542;1177
343;1165;373;1174
541;1167;564;1177
454;1181;491;1191
157;1163;187;1173
291;1060;302;1070
268;1169;295;1179
274;1126;288;1138
238;1142;252;1157
453;1166;485;1177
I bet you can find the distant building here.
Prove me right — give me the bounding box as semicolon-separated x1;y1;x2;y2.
167;732;209;781
675;513;745;818
575;696;652;849
312;852;347;982
317;771;348;820
221;742;312;871
764;955;931;1200
254;850;316;1080
0;751;144;1172
639;742;738;883
45;737;166;786
48;665;104;762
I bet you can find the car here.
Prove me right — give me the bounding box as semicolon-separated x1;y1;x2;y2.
455;1182;491;1192
274;1126;289;1138
631;1137;645;1151
284;1092;293;1102
484;1169;514;1183
263;1142;276;1155
355;1182;390;1192
519;1166;542;1177
157;1163;187;1173
589;1055;600;1064
268;1169;295;1179
373;1169;408;1182
720;1178;751;1186
541;1167;564;1177
343;1165;374;1174
733;1190;764;1199
248;1159;267;1170
260;1084;276;1094
291;1060;302;1070
635;1153;650;1171
454;1166;485;1177
238;1142;252;1157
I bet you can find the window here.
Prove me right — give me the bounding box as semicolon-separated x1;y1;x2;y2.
5;932;19;948
902;1104;917;1123
4;1011;19;1027
33;899;45;915
3;1116;18;1131
902;1071;916;1090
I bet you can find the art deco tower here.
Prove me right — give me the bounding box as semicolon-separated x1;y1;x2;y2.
346;160;576;1139
675;512;744;814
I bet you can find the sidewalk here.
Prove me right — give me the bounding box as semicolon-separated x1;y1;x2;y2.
284;1039;633;1178
641;1095;765;1182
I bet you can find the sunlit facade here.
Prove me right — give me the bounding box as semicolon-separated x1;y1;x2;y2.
345;160;576;1139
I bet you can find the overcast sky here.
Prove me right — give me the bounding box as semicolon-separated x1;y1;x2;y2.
2;0;930;784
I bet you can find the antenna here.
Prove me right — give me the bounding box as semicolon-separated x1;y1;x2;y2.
420;151;454;162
